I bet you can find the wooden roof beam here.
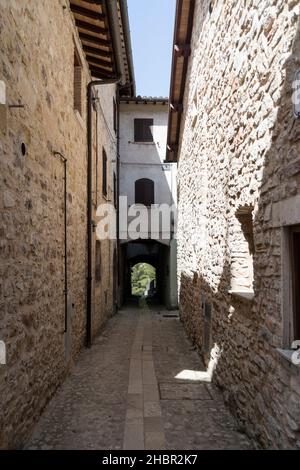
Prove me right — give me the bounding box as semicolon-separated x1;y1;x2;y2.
85;54;113;69
75;19;108;36
170;102;183;112
174;43;191;58
78;31;111;48
89;66;115;78
82;44;112;59
70;4;105;21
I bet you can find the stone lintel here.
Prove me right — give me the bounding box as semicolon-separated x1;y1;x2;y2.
272;195;300;228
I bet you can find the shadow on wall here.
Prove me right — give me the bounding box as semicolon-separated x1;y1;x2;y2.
178;19;300;449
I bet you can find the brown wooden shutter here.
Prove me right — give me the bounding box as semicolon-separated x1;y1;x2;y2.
74;50;83;115
134;119;154;142
135;178;154;206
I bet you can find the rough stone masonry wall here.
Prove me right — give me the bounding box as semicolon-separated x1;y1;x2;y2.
92;83;118;337
177;0;300;448
0;0;114;448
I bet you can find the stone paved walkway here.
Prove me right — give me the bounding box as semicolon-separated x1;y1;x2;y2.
27;306;252;450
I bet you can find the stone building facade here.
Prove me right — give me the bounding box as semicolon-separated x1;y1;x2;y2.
167;0;300;449
0;0;134;449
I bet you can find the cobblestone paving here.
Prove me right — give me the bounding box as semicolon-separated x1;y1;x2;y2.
152;311;252;450
27;306;252;450
27;310;137;450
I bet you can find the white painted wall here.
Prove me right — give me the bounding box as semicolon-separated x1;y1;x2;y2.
119;102;177;210
119;101;178;308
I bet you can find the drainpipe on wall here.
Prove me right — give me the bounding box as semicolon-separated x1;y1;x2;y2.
86;77;120;349
53;151;68;333
116;86;121;305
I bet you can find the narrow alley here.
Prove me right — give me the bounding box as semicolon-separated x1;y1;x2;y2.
27;306;251;450
1;0;300;454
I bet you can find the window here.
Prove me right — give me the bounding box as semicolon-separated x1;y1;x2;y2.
102;148;107;197
95;241;101;282
74;49;83;115
291;226;300;341
134;118;153;142
230;205;254;296
113;98;117;133
135;178;154;206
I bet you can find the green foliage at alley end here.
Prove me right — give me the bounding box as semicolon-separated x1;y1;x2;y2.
131;263;156;297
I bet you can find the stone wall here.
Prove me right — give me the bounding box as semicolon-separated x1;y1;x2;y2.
0;0;116;448
92;84;118;335
177;0;300;448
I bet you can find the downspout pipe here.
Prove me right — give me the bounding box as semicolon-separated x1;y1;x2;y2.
87;77;121;349
116;86;121;306
53;151;68;333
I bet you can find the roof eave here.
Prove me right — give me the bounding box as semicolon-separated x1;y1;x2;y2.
166;0;196;162
104;0;136;96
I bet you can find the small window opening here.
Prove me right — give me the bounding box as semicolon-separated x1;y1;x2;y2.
74;49;83;115
95;241;101;282
230;205;254;293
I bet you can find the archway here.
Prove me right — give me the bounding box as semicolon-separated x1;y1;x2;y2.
119;239;170;306
131;263;157;298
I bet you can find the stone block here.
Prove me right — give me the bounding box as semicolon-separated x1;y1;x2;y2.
3;191;15;208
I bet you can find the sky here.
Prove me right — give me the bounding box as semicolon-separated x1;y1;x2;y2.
127;0;176;98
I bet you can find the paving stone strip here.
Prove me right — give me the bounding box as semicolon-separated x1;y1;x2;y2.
124;311;166;450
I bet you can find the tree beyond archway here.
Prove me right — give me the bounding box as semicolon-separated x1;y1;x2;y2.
131;263;156;298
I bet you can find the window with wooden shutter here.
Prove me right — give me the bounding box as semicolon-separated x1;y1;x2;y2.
134;119;154;142
102;148;107;197
74;50;83;115
135;178;154;206
95;240;101;282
